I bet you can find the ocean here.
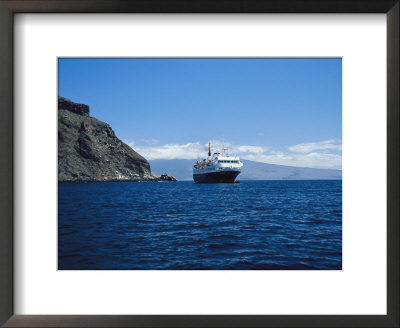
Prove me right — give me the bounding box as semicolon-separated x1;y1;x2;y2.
58;180;342;270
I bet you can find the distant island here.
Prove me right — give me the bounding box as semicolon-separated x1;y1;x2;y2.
149;159;342;181
58;97;175;182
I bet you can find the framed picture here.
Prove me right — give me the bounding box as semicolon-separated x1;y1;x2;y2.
0;0;398;327
57;57;343;271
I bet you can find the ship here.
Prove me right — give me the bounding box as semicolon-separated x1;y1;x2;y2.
193;143;243;183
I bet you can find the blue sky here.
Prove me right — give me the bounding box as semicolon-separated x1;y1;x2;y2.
59;58;342;169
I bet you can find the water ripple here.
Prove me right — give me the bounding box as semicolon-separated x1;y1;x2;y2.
58;180;342;270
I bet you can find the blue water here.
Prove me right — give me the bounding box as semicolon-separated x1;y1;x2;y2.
58;180;342;270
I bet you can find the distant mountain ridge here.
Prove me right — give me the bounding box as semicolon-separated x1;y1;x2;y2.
149;159;342;181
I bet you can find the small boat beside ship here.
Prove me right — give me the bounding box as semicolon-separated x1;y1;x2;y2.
193;143;243;183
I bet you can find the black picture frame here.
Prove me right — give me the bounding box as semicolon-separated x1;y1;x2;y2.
0;1;398;327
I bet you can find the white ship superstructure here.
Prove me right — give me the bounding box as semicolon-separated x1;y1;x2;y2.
193;144;243;183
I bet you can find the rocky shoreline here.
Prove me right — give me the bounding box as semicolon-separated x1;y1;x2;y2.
159;174;177;181
58;97;176;183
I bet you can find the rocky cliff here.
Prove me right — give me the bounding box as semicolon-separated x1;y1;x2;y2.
58;96;158;182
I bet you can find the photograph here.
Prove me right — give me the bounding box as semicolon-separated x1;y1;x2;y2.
58;58;342;270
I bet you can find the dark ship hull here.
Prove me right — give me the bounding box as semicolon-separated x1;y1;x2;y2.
193;170;240;183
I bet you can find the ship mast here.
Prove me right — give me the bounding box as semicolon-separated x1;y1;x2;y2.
222;136;227;156
208;143;211;157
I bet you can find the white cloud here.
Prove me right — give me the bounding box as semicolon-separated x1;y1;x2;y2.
243;152;342;169
236;145;266;154
128;139;342;169
289;139;342;153
134;142;204;160
207;140;269;156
